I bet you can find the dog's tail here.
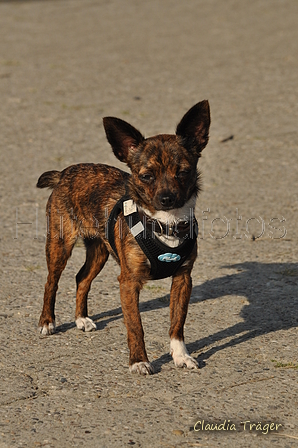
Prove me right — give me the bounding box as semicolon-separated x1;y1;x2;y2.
36;170;61;189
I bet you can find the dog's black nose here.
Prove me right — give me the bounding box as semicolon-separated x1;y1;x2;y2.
160;193;175;208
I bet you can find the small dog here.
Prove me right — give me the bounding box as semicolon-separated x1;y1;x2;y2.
37;100;211;375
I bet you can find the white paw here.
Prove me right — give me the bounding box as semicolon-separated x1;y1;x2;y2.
39;322;56;335
173;353;199;369
170;338;199;369
75;317;97;332
129;362;154;375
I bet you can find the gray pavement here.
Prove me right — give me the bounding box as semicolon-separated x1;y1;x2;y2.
0;0;297;447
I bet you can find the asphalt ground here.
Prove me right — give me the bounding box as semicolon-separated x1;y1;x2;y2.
0;1;297;447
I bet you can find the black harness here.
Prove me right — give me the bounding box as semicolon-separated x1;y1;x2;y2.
107;195;198;280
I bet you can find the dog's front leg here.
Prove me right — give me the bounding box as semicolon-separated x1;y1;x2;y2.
169;271;199;369
118;274;154;375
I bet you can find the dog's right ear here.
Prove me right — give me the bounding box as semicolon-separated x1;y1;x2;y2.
103;117;145;163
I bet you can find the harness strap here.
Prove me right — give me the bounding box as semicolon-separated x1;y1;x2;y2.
106;194;130;257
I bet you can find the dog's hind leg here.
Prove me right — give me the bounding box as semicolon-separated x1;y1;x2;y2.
75;237;109;332
39;236;75;335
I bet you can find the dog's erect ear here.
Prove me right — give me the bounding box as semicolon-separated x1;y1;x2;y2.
103;117;145;163
176;100;211;156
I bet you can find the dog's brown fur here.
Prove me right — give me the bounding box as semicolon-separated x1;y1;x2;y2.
37;100;210;375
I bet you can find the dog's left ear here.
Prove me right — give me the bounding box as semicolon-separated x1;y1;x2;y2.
103;117;145;163
176;100;211;156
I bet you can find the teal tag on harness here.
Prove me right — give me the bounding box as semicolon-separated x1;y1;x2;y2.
158;253;181;263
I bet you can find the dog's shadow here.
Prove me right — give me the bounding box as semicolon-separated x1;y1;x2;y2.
56;261;298;372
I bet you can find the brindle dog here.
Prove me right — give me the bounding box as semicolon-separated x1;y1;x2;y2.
37;100;211;375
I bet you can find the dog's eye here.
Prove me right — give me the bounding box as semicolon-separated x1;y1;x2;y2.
139;173;155;183
176;170;190;180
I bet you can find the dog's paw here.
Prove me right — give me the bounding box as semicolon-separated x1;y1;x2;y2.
173;353;199;369
75;317;97;332
39;322;56;336
170;338;199;370
129;361;155;375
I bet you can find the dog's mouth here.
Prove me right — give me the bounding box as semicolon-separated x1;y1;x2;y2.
154;198;186;212
157;204;178;211
140;195;196;225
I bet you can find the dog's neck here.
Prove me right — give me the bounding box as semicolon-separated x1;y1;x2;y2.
139;196;196;248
